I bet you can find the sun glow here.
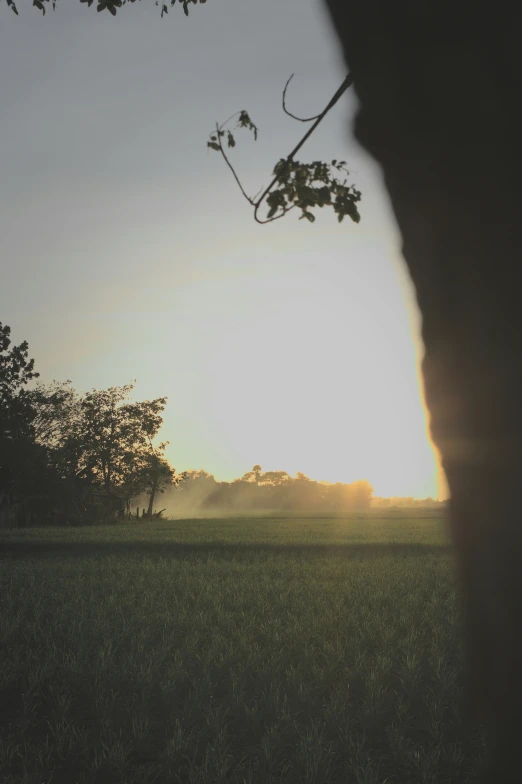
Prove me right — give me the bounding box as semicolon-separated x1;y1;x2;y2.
159;233;442;500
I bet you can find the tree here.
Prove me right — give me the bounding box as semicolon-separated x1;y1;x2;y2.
325;2;522;780
28;380;80;450
139;446;183;517
0;322;43;504
22;380;108;522
258;470;290;486
0;321;39;442
72;382;167;498
0;353;177;523
24;378;177;521
0;322;38;397
241;464;263;485
206;95;361;225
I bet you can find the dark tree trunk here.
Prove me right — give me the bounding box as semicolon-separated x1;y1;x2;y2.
325;2;522;780
147;480;158;518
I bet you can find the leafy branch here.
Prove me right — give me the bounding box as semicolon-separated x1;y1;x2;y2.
3;0;205;17
207;73;361;225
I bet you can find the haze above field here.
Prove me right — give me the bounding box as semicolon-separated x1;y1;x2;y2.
0;0;446;499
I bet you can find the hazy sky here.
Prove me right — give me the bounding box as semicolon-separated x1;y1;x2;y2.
0;0;447;499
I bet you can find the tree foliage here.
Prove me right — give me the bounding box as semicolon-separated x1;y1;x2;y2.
4;1;361;226
207;75;361;225
172;465;374;515
0;322;45;503
75;383;167;494
0;322;39;397
3;0;206;18
0;323;180;524
140;448;185;516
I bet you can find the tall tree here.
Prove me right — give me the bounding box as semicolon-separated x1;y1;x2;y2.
0;322;43;502
325;2;522;780
139;445;183;517
24;380;97;521
74;382;167;497
241;464;263;485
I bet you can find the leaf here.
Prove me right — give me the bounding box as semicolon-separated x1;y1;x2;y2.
207;142;220;151
227;131;235;148
266;190;286;219
237;111;258;140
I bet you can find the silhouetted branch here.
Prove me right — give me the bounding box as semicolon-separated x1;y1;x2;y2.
254;203;297;225
3;0;205;17
208;73;355;224
253;73;353;223
212;122;256;207
282;74;323;123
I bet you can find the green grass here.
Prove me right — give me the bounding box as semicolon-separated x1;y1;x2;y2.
0;516;484;783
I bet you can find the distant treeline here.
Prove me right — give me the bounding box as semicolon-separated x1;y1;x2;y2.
372;496;445;508
135;466;374;517
1;321;443;527
135;469;447;518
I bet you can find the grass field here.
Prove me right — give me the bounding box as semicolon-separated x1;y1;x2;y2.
0;516;484;783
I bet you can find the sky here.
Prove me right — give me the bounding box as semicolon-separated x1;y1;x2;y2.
0;0;448;500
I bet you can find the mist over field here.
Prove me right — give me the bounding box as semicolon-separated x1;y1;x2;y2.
130;467;445;520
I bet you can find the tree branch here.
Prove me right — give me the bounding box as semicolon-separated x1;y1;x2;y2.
208;72;354;224
282;74;323;123
254;204;297;225
253;73;353;220
3;0;205;18
213;124;256;206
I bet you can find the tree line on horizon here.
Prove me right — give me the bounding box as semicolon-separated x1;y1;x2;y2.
144;467;375;517
1;321;441;526
144;470;445;517
371;496;444;508
0;320;375;525
0;321;183;526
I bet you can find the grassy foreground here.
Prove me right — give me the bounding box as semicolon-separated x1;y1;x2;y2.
0;516;484;783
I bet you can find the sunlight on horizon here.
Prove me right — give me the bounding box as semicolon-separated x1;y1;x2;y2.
14;188;446;501
150;235;445;501
0;0;448;502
